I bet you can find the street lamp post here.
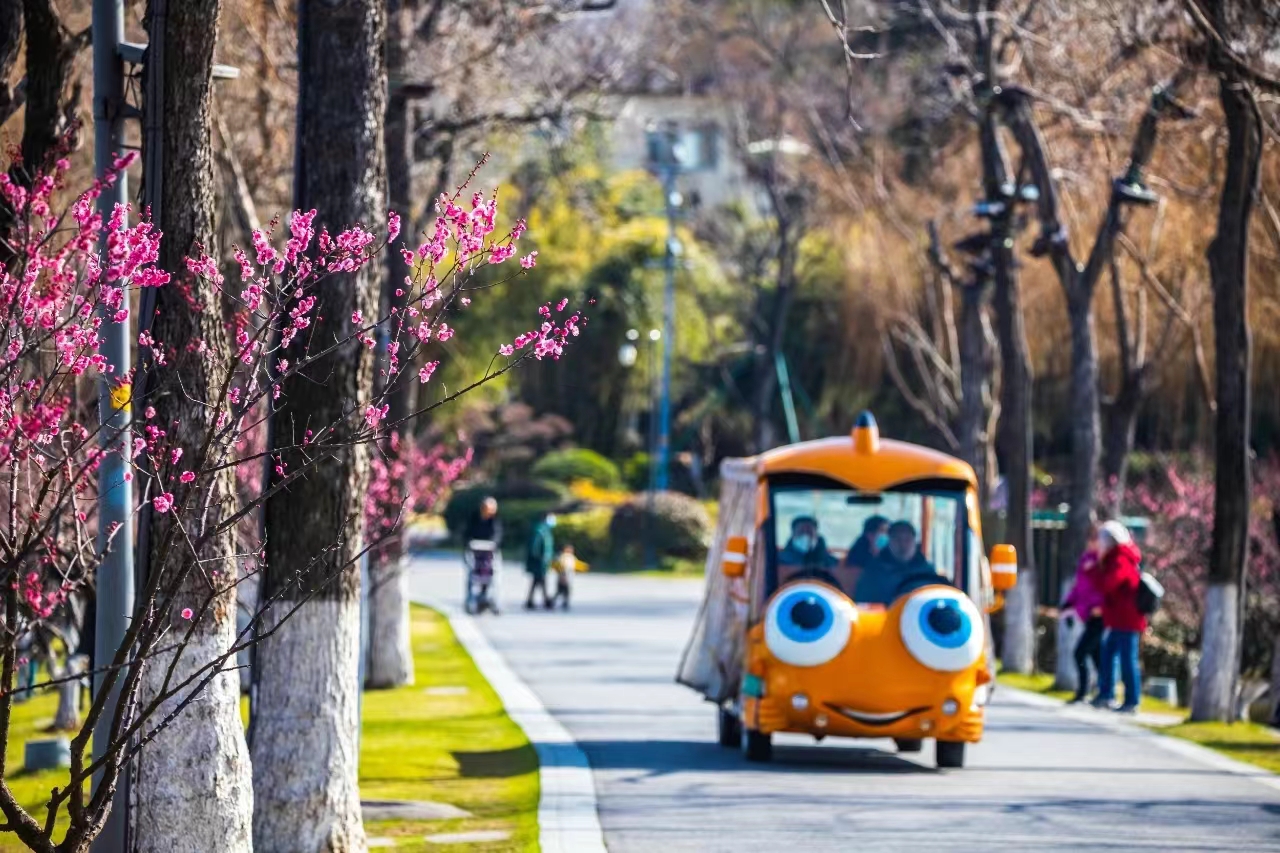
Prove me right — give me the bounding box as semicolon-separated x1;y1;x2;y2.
91;2;134;850
651;123;685;494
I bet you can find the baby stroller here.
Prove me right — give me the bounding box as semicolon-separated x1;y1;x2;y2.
464;539;501;615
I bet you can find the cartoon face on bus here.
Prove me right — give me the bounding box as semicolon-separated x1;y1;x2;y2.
705;413;1017;769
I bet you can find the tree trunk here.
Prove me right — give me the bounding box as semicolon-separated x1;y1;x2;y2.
1269;633;1280;727
252;2;386;850
978;108;1036;673
1;1;84;265
1058;291;1101;691
1101;382;1142;510
1192;72;1260;723
364;0;415;691
19;0;84;171
365;558;412;688
131;3;255;851
752;217;798;453
53;655;83;731
0;2;21;125
957;281;995;506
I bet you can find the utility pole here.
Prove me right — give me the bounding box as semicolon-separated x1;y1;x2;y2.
91;1;134;850
654;124;682;492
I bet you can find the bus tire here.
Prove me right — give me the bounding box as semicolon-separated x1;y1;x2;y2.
894;738;923;753
741;728;772;762
717;708;741;747
935;740;965;768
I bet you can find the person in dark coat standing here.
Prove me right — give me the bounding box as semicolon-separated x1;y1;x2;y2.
525;513;556;610
1092;520;1146;713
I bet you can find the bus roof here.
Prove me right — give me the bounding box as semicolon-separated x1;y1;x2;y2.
754;419;978;493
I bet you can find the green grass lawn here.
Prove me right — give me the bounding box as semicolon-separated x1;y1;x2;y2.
1159;720;1280;774
997;670;1181;715
3;605;537;852
359;605;538;851
1;681;76;848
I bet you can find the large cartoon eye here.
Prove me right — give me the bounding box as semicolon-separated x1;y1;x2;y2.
764;583;855;667
900;588;984;672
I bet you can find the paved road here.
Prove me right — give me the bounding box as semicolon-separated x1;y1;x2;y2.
407;556;1280;852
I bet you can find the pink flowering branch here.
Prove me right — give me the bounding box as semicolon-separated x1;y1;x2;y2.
0;149;586;852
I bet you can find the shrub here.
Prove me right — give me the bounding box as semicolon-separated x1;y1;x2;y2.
532;448;622;489
568;479;631;508
552;508;613;564
622;452;651;492
609;491;712;562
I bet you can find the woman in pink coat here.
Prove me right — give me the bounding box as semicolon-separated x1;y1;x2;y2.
1062;524;1105;703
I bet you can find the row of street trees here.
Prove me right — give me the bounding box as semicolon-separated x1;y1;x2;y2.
822;0;1277;720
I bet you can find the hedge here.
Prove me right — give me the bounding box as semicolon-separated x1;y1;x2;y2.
531;448;623;490
608;491;712;562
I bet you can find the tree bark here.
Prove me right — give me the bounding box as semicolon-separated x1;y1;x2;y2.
957;280;996;506
253;1;386;850
365;0;415;691
979;111;1035;674
0;1;21;126
1;0;86;265
19;0;85;172
1192;71;1260;723
131;3;255;852
365;560;412;688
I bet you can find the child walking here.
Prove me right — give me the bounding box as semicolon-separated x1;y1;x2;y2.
550;544;582;611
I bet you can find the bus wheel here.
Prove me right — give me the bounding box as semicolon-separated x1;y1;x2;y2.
894;738;923;753
741;728;772;762
717;707;741;748
935;740;965;768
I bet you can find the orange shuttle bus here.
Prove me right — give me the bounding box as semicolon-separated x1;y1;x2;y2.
677;412;1018;769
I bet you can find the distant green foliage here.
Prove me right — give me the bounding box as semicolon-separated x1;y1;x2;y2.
622;453;651;492
552;508;613;564
608;491;712;561
532;448;622;489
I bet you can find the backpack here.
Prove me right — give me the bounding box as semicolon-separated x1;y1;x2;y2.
1135;571;1164;616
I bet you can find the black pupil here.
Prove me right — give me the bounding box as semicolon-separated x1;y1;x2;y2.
927;603;962;635
790;597;825;631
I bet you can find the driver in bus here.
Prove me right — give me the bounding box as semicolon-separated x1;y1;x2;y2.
778;515;839;573
853;520;941;605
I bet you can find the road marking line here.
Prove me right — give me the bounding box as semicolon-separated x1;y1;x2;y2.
1001;686;1280;793
433;603;608;853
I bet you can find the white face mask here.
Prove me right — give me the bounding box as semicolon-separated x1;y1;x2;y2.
546;515;557;528
793;534;815;553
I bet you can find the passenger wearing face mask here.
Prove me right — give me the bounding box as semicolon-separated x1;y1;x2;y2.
778;516;838;574
845;515;890;571
854;520;939;605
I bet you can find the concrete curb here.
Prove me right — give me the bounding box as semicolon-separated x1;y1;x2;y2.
434;603;608;853
1002;686;1280;793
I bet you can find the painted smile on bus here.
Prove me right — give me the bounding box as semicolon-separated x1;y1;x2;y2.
825;704;931;726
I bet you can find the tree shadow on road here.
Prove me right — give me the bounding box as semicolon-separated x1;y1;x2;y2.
451;744;539;779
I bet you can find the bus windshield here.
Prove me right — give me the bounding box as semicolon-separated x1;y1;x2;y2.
767;481;969;605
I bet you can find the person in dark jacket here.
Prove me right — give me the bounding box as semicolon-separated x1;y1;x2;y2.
465;496;503;545
778;516;838;571
1092;520;1146;713
466;497;502;612
525;513;556;610
845;515;890;570
853;520;940;605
